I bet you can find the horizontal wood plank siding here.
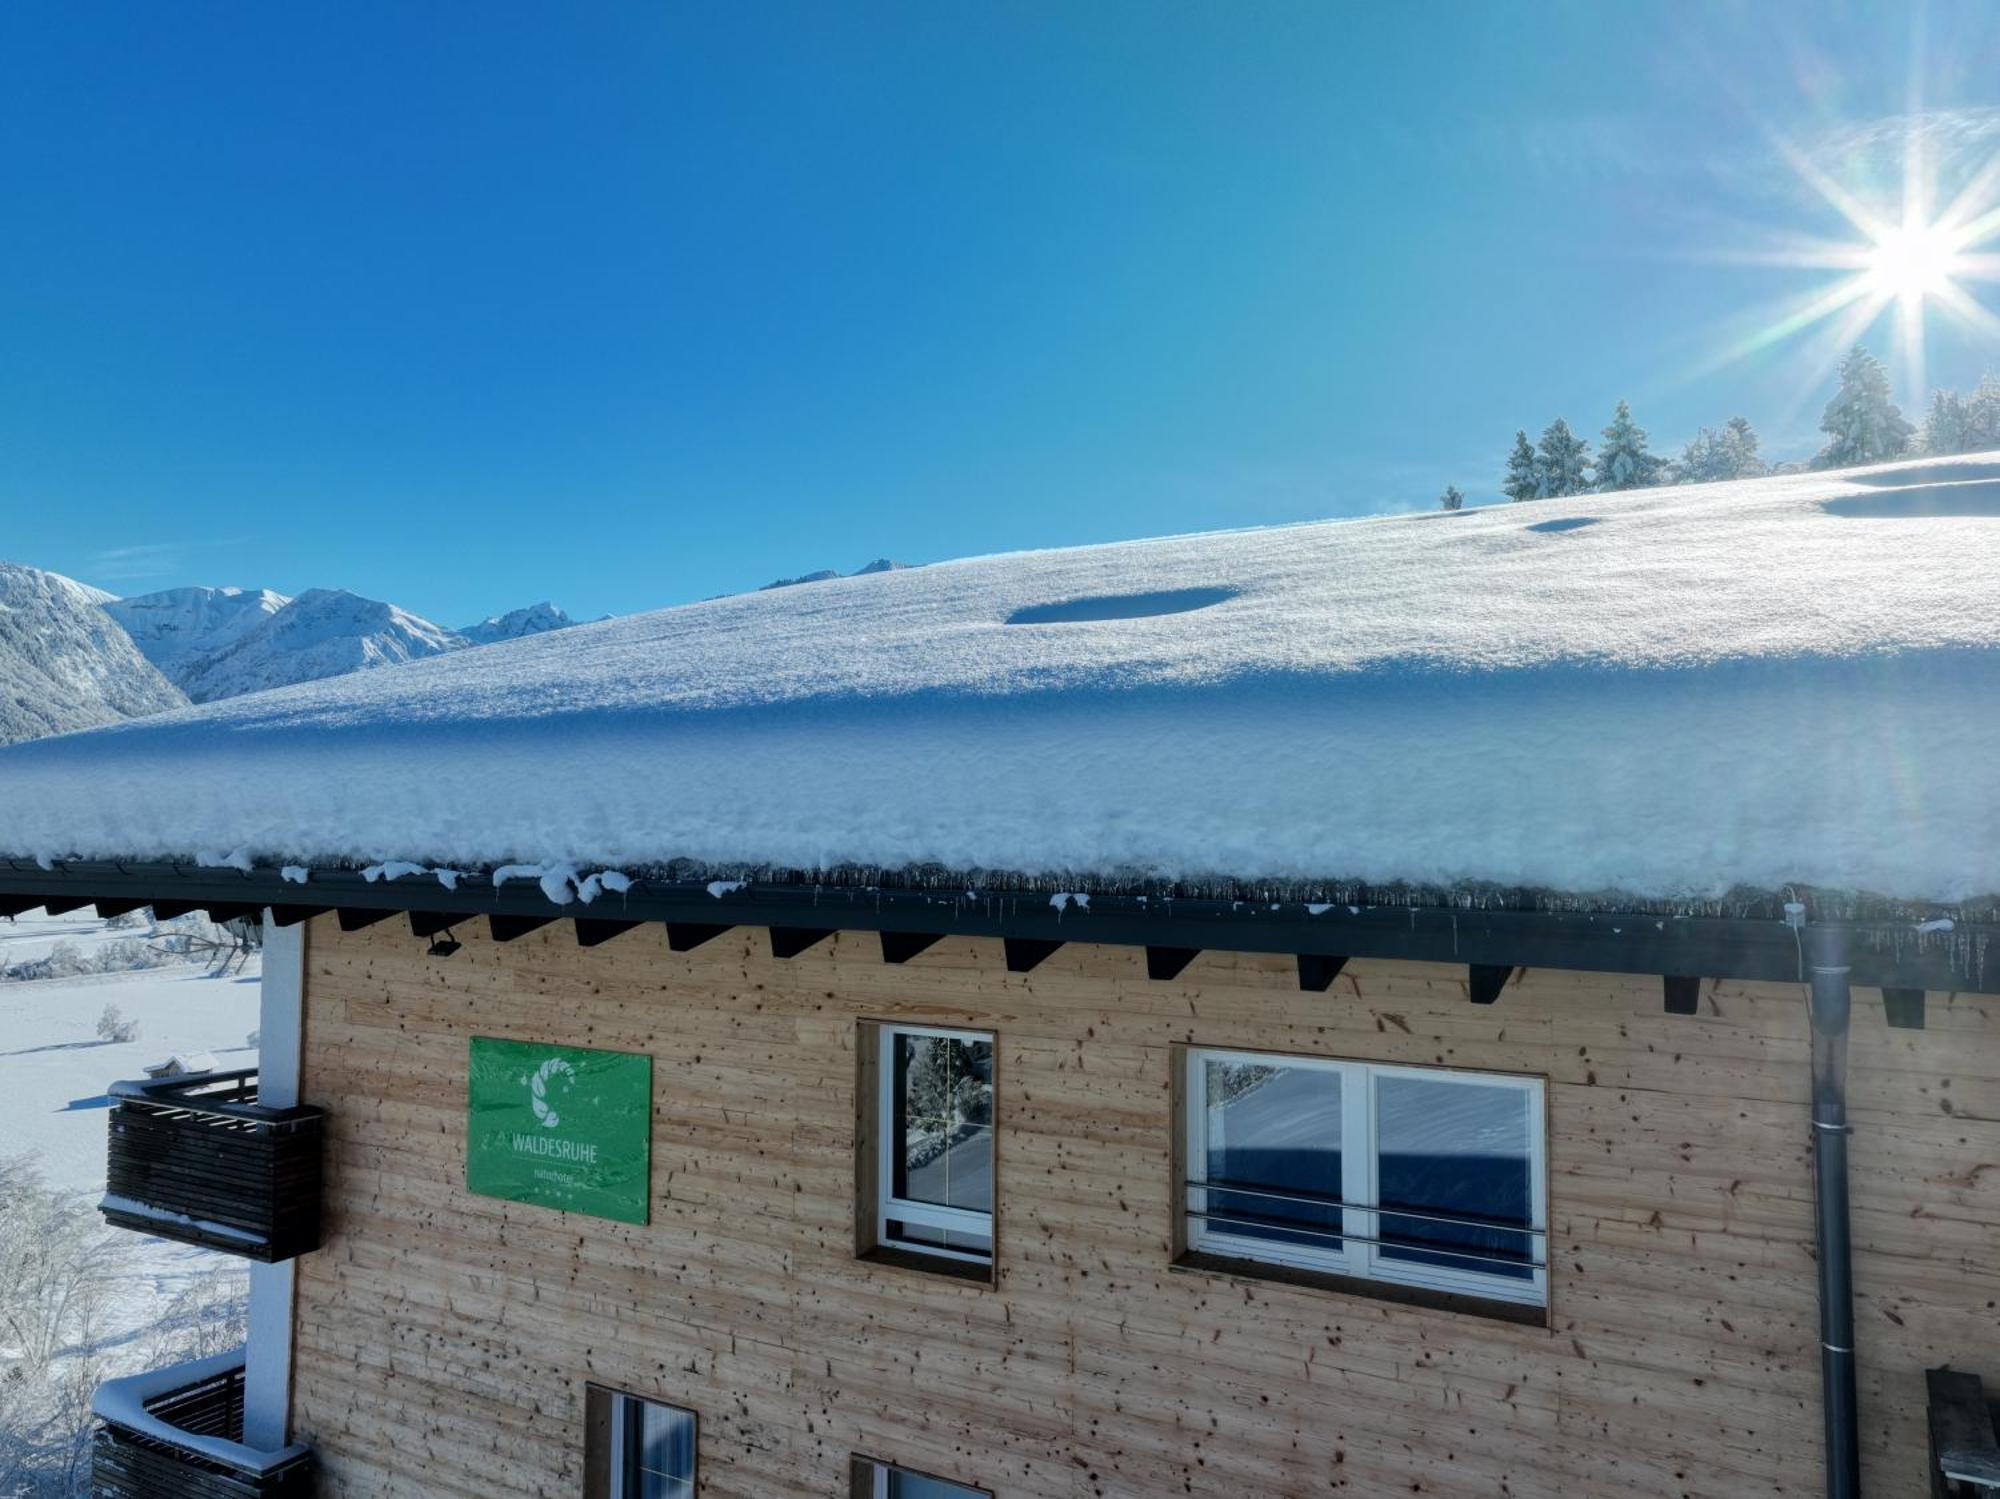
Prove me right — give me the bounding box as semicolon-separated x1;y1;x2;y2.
290;925;2000;1497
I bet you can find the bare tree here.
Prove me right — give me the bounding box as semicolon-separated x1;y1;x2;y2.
142;1263;248;1366
171;916;261;976
0;1156;118;1495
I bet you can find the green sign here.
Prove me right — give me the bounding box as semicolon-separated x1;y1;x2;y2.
466;1037;652;1225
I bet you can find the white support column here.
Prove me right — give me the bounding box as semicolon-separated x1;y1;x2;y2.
242;916;303;1452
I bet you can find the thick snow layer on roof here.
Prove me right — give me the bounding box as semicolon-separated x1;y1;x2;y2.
3;455;1998;905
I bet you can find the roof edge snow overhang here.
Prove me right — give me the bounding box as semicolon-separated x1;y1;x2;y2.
2;858;1991;995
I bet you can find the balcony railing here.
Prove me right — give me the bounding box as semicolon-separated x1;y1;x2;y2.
101;1068;324;1262
92;1351;313;1498
1930;1367;2000;1496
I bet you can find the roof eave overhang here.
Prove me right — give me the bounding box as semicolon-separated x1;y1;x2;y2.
2;858;1991;994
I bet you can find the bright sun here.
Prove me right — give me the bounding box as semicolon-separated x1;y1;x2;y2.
1864;221;1965;299
1701;127;2000;396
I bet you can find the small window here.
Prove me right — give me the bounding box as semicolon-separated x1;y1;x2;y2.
583;1385;696;1499
858;1023;995;1274
1180;1049;1546;1307
849;1455;992;1498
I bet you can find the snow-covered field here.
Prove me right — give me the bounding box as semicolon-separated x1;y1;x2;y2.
3;454;1997;904
0;909;259;1484
0;909;260;1209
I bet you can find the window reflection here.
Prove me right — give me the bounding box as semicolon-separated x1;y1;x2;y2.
893;1034;993;1215
1200;1059;1343;1252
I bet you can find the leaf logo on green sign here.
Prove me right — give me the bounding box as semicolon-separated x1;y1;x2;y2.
529;1056;576;1128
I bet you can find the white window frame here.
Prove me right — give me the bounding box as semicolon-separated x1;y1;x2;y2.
1183;1049;1546;1306
876;1023;994;1266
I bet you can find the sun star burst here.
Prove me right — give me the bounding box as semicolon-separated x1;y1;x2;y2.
1700;122;2000;400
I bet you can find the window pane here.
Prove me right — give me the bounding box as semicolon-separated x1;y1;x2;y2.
1375;1074;1535;1280
892;1034;993;1215
598;1390;696;1499
1199;1058;1342;1251
633;1400;696;1481
886;1469;987;1499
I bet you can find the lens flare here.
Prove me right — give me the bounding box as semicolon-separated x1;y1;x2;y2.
1693;123;2000;401
1864;222;1965;300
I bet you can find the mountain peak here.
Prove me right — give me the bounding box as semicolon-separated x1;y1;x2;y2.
103;585;293;680
461;601;576;645
763;559;913;590
171;587;462;702
0;561;186;745
105;583;590;704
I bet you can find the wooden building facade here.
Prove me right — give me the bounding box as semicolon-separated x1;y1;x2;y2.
259;912;1998;1498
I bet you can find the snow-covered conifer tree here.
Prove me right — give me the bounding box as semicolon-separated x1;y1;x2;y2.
1961;373;2000;452
1438;484;1465;511
1595;400;1664;490
1721;416;1764;477
1677;416;1766;484
1676;428;1722;485
1814;345;1913;468
1535;418;1591;497
1501;431;1540;502
1921;388;1968;454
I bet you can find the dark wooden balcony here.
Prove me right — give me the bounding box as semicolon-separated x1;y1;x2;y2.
101;1068;324;1262
92;1352;314;1498
1930;1367;2000;1496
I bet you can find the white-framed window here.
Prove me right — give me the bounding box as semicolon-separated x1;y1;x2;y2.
874;1024;994;1266
1182;1049;1546;1306
849;1455;992;1498
584;1384;697;1499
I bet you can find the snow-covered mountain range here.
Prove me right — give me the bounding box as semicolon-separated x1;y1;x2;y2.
101;586;290;683
1;553;913;740
0;566;581;738
104;584;579;703
0;564;188;746
169;588;470;703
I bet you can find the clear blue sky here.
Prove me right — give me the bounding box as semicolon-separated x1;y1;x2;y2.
3;1;1996;624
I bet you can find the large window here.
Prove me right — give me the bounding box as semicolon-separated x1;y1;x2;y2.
849;1456;992;1498
1181;1049;1546;1307
864;1024;995;1269
583;1385;696;1499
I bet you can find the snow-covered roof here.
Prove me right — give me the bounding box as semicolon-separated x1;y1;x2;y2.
3;455;1998;907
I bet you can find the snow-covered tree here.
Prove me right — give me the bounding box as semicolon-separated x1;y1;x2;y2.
1921;388;1969;454
1961;373;2000;452
1675;430;1721;484
904;1036;991;1133
94;1002;137;1043
1501;431;1541;502
1722;416;1765;476
0;1156;117;1494
1677;415;1766;485
1814;345;1913;469
1535;418;1592;497
1595;400;1664;490
1438;484;1465;511
141;1262;247;1366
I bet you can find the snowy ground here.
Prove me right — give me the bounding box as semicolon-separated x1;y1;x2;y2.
6;456;2000;905
0;909;260;1374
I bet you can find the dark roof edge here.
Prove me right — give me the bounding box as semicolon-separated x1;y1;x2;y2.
2;859;1993;993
